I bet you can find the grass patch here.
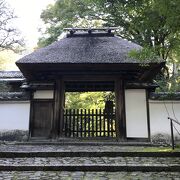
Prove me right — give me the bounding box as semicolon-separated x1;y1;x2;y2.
141;146;180;152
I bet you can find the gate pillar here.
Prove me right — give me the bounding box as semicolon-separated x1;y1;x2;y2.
52;78;65;138
115;79;126;141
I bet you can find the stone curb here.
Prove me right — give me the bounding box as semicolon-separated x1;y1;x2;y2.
0;165;180;172
15;142;156;146
0;151;180;158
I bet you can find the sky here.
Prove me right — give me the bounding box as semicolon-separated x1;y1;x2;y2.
6;0;55;49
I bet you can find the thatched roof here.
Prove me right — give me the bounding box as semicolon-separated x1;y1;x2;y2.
15;31;165;81
16;33;141;64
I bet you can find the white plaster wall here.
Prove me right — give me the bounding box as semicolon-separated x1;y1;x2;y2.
33;90;54;99
0;101;30;130
149;100;180;136
125;89;148;138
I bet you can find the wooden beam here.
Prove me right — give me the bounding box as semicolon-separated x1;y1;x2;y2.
64;27;118;31
115;79;126;141
63;75;119;81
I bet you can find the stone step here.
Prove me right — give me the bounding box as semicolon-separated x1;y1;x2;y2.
0;144;174;153
0;157;179;172
0;171;180;179
16;141;155;146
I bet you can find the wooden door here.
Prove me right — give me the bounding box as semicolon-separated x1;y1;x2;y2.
31;101;53;138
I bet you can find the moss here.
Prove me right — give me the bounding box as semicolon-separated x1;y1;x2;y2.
141;147;180;152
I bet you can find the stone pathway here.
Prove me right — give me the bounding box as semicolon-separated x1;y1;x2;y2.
0;171;180;180
0;144;179;179
0;144;144;152
0;157;179;166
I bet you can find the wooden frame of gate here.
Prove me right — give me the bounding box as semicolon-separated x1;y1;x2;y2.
52;75;126;141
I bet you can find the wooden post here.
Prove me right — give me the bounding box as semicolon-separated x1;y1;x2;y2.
28;91;34;140
52;78;65;139
146;90;151;141
115;79;126;141
170;119;175;150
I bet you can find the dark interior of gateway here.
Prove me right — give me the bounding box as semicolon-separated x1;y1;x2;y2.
65;81;114;92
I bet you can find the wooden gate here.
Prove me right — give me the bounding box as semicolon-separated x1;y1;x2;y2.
63;109;116;138
31;101;53;138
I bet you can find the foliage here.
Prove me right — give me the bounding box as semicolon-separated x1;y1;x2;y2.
65;92;114;109
38;0;104;47
0;0;24;52
155;73;180;93
92;0;180;61
151;133;171;146
39;0;180;61
93;0;180;91
128;47;162;63
0;130;28;141
39;0;180;63
39;0;180;92
141;147;180;152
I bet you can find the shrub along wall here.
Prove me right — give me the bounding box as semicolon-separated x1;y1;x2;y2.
0;101;30;141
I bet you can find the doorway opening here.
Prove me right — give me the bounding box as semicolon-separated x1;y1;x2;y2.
63;81;116;138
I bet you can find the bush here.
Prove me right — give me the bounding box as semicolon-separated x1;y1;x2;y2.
151;133;171;146
0;130;28;141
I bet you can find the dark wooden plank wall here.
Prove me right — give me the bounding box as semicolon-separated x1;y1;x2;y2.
31;101;53;138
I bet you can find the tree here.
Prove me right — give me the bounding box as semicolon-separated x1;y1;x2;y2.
39;0;180;61
38;0;104;47
39;0;180;91
65;92;114;109
93;0;180;61
0;0;24;52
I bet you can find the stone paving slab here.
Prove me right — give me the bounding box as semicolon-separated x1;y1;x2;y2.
0;157;179;172
0;144;145;152
0;171;180;180
0;157;179;166
1;144;180;158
